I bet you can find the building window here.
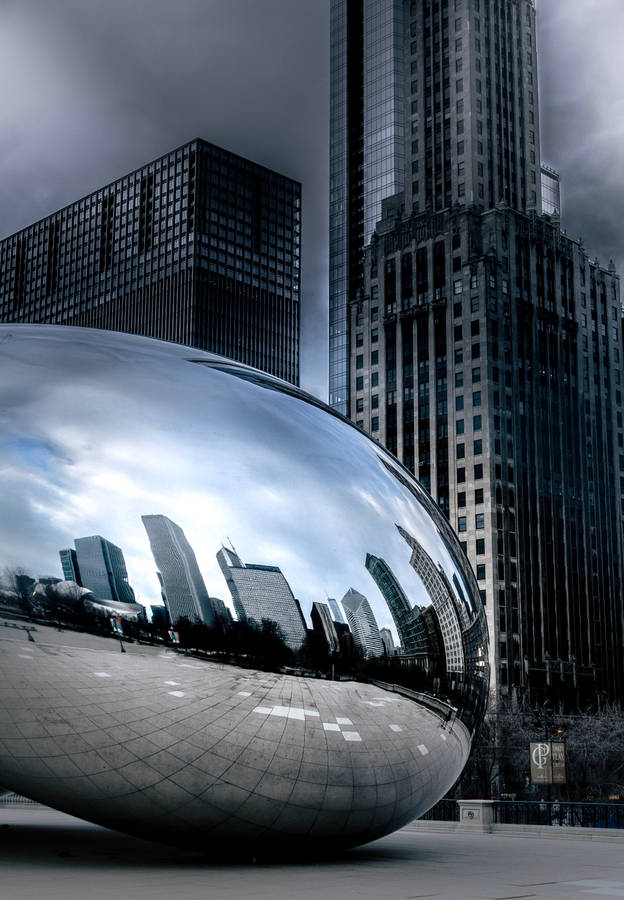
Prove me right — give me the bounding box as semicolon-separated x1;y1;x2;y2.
371;350;378;365
456;419;465;435
356;376;364;391
372;372;379;387
458;492;466;507
473;390;481;406
457;467;466;483
455;325;463;341
472;367;481;383
455;371;464;388
356;397;364;413
457;442;465;458
474;438;482;455
356;333;363;347
476;564;486;580
456;395;464;411
475;513;485;529
371;328;379;343
454;279;463;295
372;394;379;409
458;516;467;532
356;355;363;370
471;296;480;312
474;415;482;430
371;417;379;432
476;538;485;555
474;463;483;479
475;488;484;504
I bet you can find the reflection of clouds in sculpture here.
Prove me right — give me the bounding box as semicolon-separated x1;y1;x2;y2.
0;326;488;851
0;326;481;648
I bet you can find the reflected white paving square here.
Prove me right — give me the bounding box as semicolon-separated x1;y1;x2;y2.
342;732;362;742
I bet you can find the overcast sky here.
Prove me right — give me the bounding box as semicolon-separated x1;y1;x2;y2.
1;0;622;399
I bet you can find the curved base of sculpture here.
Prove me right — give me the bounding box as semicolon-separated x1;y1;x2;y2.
0;624;469;851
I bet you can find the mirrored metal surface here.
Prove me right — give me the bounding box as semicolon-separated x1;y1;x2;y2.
0;325;488;851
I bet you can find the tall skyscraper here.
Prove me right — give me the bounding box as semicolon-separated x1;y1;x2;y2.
73;535;135;605
216;547;307;650
141;514;215;627
330;0;624;702
0;139;301;384
59;548;81;584
311;601;341;654
341;587;384;658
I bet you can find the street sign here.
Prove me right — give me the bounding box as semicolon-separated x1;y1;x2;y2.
529;741;566;785
530;742;552;784
551;741;566;784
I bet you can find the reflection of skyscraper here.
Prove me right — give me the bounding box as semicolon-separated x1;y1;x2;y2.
365;553;426;655
142;515;214;627
380;627;394;657
397;526;464;674
59;548;81;585
216;547;306;650
328;597;346;625
341;588;383;659
311;601;340;655
73;535;135;605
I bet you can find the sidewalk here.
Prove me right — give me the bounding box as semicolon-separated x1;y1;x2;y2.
1;807;623;899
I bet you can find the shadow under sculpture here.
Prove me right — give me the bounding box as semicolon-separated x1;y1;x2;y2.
0;325;488;852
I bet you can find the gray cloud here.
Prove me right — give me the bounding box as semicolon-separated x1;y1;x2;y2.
0;1;621;404
537;0;624;274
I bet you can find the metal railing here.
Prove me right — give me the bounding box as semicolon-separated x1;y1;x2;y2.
419;799;624;829
419;799;459;821
494;800;624;830
0;792;42;807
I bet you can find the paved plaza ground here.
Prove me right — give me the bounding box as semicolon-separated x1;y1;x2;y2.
1;808;624;899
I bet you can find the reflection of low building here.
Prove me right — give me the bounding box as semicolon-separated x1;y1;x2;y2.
210;596;233;628
216;547;307;650
73;535;135;605
341;588;383;658
380;627;395;656
84;598;146;623
142;514;215;627
151;605;170;629
311;601;340;654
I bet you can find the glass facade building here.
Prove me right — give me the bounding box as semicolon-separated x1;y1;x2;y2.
541;165;561;218
0;139;301;384
333;0;624;704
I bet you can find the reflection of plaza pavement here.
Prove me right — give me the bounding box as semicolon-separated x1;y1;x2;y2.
1;808;624;899
0;624;469;848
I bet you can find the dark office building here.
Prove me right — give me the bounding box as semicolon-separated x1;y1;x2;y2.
330;0;624;703
59;548;81;585
142;514;215;628
0;139;301;383
73;535;135;605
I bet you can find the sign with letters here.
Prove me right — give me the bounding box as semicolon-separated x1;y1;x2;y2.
529;741;566;785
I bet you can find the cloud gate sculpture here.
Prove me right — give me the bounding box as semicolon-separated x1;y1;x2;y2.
0;325;488;852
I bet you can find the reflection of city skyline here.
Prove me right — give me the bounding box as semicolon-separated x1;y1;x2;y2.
44;510;478;676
